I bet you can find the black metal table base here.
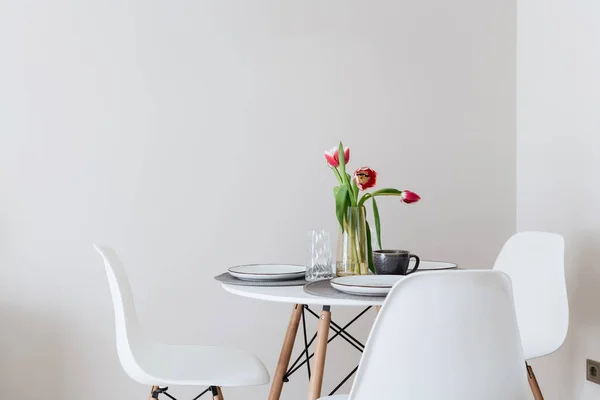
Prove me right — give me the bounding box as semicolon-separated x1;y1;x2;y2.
283;305;371;396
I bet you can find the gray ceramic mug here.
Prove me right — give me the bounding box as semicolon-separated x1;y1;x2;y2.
373;250;420;275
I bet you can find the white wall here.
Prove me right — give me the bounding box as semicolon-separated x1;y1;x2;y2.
0;1;515;399
517;0;600;399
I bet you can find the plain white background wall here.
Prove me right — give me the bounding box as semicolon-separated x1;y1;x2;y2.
0;1;515;399
518;0;600;399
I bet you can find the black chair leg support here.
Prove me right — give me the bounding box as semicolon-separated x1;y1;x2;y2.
152;386;213;400
151;387;179;400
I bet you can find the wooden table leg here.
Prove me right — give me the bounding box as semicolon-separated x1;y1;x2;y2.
527;363;544;400
307;305;331;400
268;304;303;400
148;386;159;400
211;386;222;400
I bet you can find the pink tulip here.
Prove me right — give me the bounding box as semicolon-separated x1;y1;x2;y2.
354;167;378;190
401;190;421;204
324;146;350;167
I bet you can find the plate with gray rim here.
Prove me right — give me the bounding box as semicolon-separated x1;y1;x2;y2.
228;264;306;281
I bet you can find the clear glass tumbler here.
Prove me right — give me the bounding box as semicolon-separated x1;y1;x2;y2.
305;230;335;281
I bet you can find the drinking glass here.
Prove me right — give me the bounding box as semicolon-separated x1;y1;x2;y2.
306;230;334;281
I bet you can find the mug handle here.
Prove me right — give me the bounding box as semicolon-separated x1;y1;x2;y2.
407;255;420;274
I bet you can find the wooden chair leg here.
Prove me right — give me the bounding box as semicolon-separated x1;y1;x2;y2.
148;386;159;400
307;306;332;400
268;304;303;400
527;363;544;400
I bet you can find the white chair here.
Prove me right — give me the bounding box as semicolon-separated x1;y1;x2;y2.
493;232;568;399
94;245;270;400
319;270;533;400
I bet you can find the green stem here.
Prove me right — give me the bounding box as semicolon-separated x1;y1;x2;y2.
343;179;356;207
358;193;373;206
331;167;343;183
350;225;359;273
343;218;361;273
351;179;359;204
358;190;403;207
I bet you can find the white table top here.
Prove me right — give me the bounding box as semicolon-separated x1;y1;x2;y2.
220;262;459;306
221;283;385;306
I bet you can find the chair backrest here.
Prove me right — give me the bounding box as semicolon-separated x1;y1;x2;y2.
349;270;533;400
94;245;148;381
493;231;568;360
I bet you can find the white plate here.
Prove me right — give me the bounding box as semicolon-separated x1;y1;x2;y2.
330;275;406;296
228;264;306;281
415;260;458;271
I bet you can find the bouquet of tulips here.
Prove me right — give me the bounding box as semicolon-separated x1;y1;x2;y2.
325;142;420;274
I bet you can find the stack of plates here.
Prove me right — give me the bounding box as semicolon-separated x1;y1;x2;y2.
330;261;458;296
331;275;404;296
415;260;457;271
228;264;306;281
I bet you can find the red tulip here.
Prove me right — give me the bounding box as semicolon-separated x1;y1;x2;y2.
354;167;377;190
401;190;421;204
324;146;350;168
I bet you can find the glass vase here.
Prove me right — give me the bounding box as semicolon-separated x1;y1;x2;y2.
336;206;370;276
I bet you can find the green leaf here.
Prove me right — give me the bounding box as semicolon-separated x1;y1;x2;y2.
366;221;375;273
335;185;349;232
347;172;359;201
372;197;382;250
338;142;346;173
337;144;349;187
336;142;357;207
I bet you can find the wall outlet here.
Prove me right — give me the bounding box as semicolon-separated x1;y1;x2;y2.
587;359;600;385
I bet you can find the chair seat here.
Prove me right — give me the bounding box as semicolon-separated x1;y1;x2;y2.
318;395;349;400
135;343;270;387
95;245;270;391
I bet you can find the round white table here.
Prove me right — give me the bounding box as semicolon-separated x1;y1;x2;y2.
221;284;385;307
220;262;459;399
221;283;382;400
